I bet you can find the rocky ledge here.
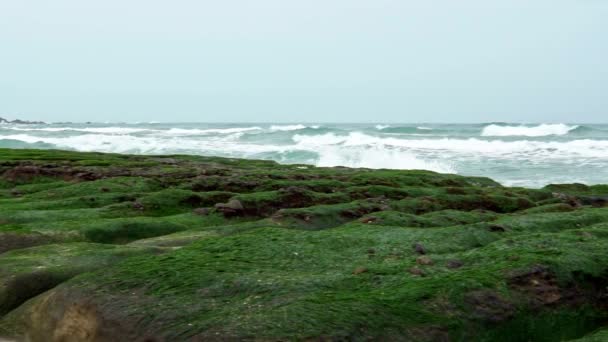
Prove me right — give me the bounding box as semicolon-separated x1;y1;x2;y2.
0;148;607;341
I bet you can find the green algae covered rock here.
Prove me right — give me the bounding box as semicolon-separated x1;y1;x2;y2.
1;148;608;341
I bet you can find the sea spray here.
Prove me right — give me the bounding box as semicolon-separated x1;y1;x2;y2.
2;122;608;187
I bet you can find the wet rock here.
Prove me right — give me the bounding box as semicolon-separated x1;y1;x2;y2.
193;207;212;216
408;267;425;277
359;216;378;224
132;201;145;211
489;224;506;233
278;186;315;208
2;164;102;182
580;195;608;208
180;194;203;207
507;265;563;308
446;260;464;269
416;256;434;265
464;290;515;323
413;243;427;255
215;199;244;217
552;192;582;207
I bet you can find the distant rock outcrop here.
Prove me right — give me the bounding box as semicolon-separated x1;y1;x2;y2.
0;117;45;124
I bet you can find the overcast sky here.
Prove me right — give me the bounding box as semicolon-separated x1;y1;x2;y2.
1;0;607;123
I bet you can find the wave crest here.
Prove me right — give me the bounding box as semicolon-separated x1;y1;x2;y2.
165;127;262;135
269;124;308;131
481;123;578;137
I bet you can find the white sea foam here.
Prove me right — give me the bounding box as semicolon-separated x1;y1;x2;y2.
2;123;608;187
0;133;280;155
314;146;455;173
269;124;307;131
481;123;578;137
375;124;390;130
164;127;262;135
80;127;152;134
7;126;152;134
293;132;608;158
417;126;433;130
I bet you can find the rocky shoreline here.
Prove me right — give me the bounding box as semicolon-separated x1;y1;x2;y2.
0;148;607;341
0;118;45;125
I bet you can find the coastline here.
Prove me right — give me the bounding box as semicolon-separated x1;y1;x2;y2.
2;122;608;188
1;148;607;340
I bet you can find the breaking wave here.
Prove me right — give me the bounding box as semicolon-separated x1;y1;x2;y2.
269;124;308;131
6;126;152;134
481;123;578;137
2;122;608;187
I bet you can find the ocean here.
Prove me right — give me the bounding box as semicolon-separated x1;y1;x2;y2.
1;122;607;188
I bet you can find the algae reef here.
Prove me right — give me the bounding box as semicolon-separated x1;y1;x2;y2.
0;148;607;341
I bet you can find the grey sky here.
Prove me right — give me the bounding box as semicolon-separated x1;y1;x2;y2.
1;0;607;123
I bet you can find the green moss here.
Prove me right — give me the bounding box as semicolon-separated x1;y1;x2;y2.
362;209;499;227
572;328;608;342
543;183;608;196
0;242;158;316
519;203;575;214
81;213;228;244
138;189;234;216
36;221;606;340
0;148;607;340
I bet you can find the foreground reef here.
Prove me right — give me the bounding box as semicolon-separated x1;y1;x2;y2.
0;148;607;341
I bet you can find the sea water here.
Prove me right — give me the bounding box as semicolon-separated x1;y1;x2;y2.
1;122;607;188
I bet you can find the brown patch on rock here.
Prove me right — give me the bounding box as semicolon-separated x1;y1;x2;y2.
416;256;434;265
580;195;608;208
338;198;387;220
552;192;582;207
278;186;316;209
53;302;100;341
0;232;53;254
408;267;426;277
215;199;244;217
150;157;178;165
507;265;563;308
2;164;101;183
359;216;378;224
193;207;211;216
22;289;139;342
353;267;369;275
464;290;515;323
132;201;145;211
